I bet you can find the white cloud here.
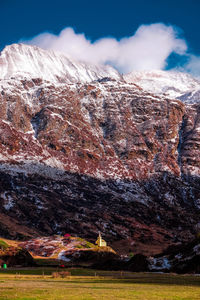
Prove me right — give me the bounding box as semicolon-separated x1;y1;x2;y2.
22;23;187;74
184;55;200;78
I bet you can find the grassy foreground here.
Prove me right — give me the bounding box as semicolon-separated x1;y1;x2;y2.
0;270;200;300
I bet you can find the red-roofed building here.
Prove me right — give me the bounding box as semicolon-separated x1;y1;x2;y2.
64;234;71;238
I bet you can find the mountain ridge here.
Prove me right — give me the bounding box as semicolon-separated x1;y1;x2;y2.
124;69;200;103
0;43;122;84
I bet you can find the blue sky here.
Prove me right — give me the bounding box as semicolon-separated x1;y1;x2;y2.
1;0;200;74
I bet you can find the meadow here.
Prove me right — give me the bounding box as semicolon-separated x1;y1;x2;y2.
0;269;200;299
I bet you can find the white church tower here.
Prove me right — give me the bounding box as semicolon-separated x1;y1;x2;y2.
95;231;107;247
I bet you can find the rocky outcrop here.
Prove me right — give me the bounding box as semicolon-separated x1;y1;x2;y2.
0;44;200;255
0;243;34;267
148;238;200;274
20;235;118;267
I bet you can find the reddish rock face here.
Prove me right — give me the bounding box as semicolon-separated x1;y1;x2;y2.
179;104;200;178
0;45;200;255
0;79;185;179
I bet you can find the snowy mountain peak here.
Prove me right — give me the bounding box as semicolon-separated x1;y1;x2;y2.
124;70;200;103
0;43;122;84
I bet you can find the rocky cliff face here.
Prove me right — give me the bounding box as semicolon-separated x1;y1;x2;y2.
0;44;200;255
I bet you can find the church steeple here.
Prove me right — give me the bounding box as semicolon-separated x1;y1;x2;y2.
95;231;107;247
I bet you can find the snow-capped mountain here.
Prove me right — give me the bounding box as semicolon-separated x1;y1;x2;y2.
124;70;200;103
0;43;122;83
0;43;200;255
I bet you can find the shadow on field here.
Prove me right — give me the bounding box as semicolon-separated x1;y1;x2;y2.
64;275;200;287
38;274;200;287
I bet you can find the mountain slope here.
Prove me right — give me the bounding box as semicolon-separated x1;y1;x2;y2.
0;44;200;255
124;70;200;103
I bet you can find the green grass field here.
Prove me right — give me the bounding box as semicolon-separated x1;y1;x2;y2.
0;269;200;300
